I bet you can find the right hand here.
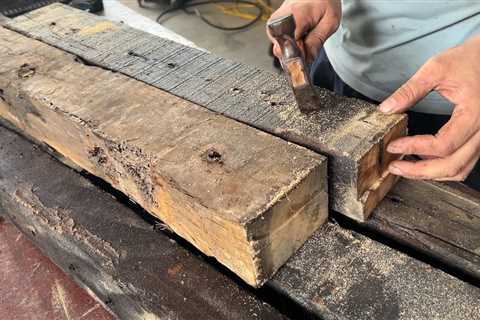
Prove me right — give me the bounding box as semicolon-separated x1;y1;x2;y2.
267;0;342;63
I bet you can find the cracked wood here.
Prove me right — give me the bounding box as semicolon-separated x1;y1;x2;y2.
5;3;407;220
2;125;480;320
0;26;328;287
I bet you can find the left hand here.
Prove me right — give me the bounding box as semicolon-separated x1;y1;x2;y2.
379;36;480;181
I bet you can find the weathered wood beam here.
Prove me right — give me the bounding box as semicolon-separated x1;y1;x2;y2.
366;179;480;280
0;126;285;320
6;3;407;221
0;26;328;287
2;125;480;320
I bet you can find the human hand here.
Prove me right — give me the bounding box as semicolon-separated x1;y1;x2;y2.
267;0;341;63
379;36;480;181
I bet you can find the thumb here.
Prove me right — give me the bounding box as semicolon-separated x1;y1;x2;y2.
379;60;439;114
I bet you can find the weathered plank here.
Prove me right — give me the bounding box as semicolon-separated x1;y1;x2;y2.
0;125;285;320
272;221;480;320
0;26;328;287
367;179;480;280
2;125;480;320
6;3;408;221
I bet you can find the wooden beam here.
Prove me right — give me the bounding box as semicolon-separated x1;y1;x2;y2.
6;3;407;221
0;126;284;320
2;124;480;320
0;26;328;287
366;179;480;280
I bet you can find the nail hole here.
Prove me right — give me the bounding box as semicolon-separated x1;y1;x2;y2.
68;264;77;272
202;148;223;165
167;62;176;69
270;101;277;107
18;63;36;79
49;22;56;26
31;230;36;237
230;87;242;93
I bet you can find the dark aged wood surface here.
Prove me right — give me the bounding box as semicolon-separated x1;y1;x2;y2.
6;7;478;286
0;26;329;287
0;126;286;320
2;125;480;320
366;179;480;281
5;3;408;221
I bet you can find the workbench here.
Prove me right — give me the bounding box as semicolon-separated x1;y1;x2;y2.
1;4;480;320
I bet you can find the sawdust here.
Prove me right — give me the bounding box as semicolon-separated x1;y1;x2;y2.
273;222;480;319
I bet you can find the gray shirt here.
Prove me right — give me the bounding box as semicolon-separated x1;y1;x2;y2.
324;1;480;114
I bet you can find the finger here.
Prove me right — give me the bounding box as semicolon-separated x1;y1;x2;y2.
388;129;480;180
436;129;480;181
290;4;319;41
386;106;480;157
303;22;327;63
379;58;441;114
303;15;338;63
435;153;479;181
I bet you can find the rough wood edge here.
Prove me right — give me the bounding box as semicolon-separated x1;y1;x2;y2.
0;28;328;286
4;3;406;220
349;114;408;221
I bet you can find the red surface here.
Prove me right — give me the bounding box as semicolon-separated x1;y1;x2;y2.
0;216;115;320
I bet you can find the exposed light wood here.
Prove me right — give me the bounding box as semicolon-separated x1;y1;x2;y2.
0;27;328;287
0;126;285;320
6;3;407;220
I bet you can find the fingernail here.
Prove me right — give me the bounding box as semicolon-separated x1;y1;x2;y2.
389;164;403;175
379;101;394;114
387;142;402;154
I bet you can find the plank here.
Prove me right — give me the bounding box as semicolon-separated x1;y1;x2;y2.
271;221;480;320
0;125;285;320
2;125;480;320
5;3;408;221
0;26;328;287
366;179;480;280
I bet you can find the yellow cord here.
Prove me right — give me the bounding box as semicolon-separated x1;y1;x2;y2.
215;0;273;22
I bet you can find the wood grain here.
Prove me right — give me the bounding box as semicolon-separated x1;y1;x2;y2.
0;125;285;320
2;125;480;320
366;178;480;281
0;26;328;287
5;3;407;220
